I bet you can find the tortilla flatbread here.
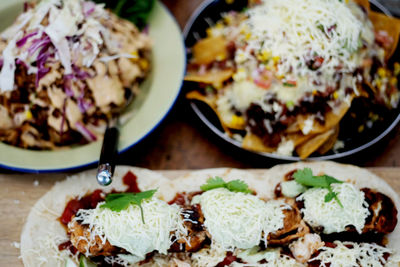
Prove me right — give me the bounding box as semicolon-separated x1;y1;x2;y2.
20;162;400;266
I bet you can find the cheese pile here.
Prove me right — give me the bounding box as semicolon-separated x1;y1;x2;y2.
213;0;376;112
194;188;287;250
310;241;393;267
297;183;370;234
72;197;187;263
244;0;364;81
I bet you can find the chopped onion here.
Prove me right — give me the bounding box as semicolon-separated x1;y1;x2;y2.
82;1;96;17
28;33;51;56
16;31;38;48
75;121;97;141
77;99;92;113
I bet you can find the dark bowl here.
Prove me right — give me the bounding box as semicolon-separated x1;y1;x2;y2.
183;0;400;162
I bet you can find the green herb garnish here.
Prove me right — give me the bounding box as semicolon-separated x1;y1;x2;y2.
293;168;343;207
93;0;155;30
101;189;157;223
200;177;253;194
205;85;215;94
286;100;295;109
283;82;296;87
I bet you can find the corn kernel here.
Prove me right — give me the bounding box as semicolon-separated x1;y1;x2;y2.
130;51;139;61
312;90;318;95
333;91;339;99
206;28;213;37
215;22;224;29
272;56;280;64
358;125;364;133
258;49;271;61
390;77;398;86
377;67;386;78
224;14;233;24
245;33;252;40
375;79;382;89
394;62;400;76
139;59;149;70
231;115;245;128
26;110;32;120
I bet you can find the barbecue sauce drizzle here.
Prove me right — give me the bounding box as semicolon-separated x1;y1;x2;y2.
58;171;140;259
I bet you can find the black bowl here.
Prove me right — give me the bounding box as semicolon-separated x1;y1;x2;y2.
183;0;400;162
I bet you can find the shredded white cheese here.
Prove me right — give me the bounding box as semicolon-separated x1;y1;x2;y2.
233;248;303;266
244;0;363;85
309;241;392;267
73;197;187;263
297;183;370;234
195;188;286;250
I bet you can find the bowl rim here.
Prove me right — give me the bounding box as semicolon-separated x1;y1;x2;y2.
0;1;186;173
183;0;400;161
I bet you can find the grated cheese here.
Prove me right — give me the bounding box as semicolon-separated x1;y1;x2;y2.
233;248;303;266
72;197;187;264
276;138;295;156
309;241;392;267
244;0;364;88
195;188;286;250
297;183;370;234
191;243;227;267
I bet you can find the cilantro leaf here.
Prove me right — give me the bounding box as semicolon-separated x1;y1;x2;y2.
324;191;337;202
201;177;253;194
101;189;157;223
293;168;344;207
226;180;253;194
92;0;155;30
200;177;226;191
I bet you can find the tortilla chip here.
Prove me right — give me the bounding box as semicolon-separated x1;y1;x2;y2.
317;125;339;155
186;90;233;132
242;133;276;153
192;36;228;65
185;69;233;88
299;101;351;135
286;132;316;147
286;122;301;133
296;129;335;159
369;11;400;60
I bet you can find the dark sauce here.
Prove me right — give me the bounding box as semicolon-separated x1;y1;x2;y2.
122;171;141;193
59;171;141;226
58;240;78;255
216;252;237;267
58;171;141;265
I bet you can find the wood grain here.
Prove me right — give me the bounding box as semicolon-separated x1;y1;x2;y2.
0;168;399;266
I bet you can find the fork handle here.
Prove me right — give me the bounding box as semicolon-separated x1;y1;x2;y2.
97;126;119;186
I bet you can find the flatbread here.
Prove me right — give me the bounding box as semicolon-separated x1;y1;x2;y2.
20;167;172;267
20;162;400;266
